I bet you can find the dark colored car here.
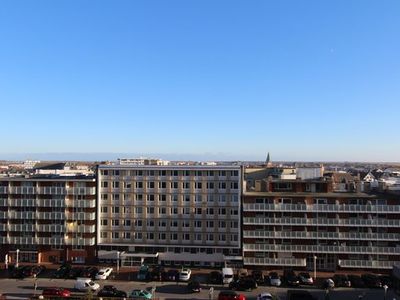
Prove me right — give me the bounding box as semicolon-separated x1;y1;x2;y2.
348;275;366;288
150;266;166;281
166;269;180;281
283;270;300;286
251;270;265;284
42;287;71;298
229;278;258;291
361;274;382;288
97;285;127;297
67;267;84;279
187;280;202;293
287;290;317;300
298;272;314;285
218;290;246;300
53;264;71;278
209;271;223;284
80;267;98;278
379;275;393;288
23;265;46;277
332;274;351;287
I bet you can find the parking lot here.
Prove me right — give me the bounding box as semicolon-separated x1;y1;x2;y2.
0;265;398;300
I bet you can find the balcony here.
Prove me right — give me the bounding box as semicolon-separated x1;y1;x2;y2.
243;231;400;241
0;187;8;194
36;224;65;232
66;212;95;221
338;260;395;269
0;199;7;206
66;224;96;233
244;257;306;267
9;224;35;232
37;237;64;245
67;187;96;195
243;217;400;227
37;199;65;207
65;237;95;246
243;203;400;214
65;199;96;208
9;199;36;207
0;236;8;243
9;187;36;195
9;211;36;219
37;187;66;195
243;244;400;255
36;212;65;220
0;211;7;219
8;236;36;245
0;224;7;231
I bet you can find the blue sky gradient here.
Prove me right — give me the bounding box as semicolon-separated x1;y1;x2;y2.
0;1;399;161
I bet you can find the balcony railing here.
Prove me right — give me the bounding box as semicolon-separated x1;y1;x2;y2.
36;199;65;207
65;237;95;246
244;257;306;267
36;212;65;220
67;187;96;195
65;199;96;208
0;236;8;243
243;217;400;227
8;211;36;219
0;224;7;231
66;224;96;233
0;211;7;219
338;260;395;269
243;231;400;241
36;224;65;232
0;199;7;206
243;203;400;213
37;237;64;245
8;236;36;244
0;187;8;194
66;212;95;221
37;187;66;195
9;224;35;232
8;187;36;195
9;199;36;207
243;244;400;255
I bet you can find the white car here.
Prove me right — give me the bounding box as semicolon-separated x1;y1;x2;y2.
95;267;113;280
179;268;191;281
74;278;100;292
269;272;281;287
257;292;273;300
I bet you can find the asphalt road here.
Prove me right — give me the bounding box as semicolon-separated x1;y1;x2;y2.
0;277;398;300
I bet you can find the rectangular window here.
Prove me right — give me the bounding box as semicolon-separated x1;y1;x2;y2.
112;182;119;188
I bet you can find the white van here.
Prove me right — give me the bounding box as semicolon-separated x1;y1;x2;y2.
74;278;100;292
222;267;234;284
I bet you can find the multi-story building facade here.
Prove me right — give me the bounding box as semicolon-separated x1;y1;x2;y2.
243;166;400;271
0;174;96;264
97;163;242;267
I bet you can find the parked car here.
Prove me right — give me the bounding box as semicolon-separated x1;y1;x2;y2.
150;265;165;281
187;280;201;293
179;268;191;281
209;271;223;284
283;270;300;286
130;289;152;299
218;290;246;300
257;293;273;300
11;266;28;278
74;278;100;292
287;290;317;300
322;278;335;290
80;266;98;278
42;287;71;298
361;274;382;288
251;270;265;284
95;267;113;280
67;267;83;279
298;272;314;285
348;275;366;288
166;269;180;281
229;278;258;291
97;285;127;297
332;274;351;287
23;265;46;277
53;264;71;278
222;267;234;284
268;272;282;287
379;275;393;288
137;265;150;281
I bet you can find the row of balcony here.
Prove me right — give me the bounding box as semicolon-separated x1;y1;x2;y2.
243;231;400;241
243;244;400;255
0;187;95;195
0;199;95;208
338;259;395;269
243;217;400;227
243;203;400;213
0;224;95;233
244;257;307;267
0;236;95;245
0;211;96;220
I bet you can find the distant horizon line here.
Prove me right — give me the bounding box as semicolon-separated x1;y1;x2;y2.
0;152;398;164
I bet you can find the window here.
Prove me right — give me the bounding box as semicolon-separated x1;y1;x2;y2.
101;170;109;176
183;233;190;240
195;221;202;228
172;170;178;177
195;182;202;189
112;194;119;201
183;182;190;189
147;220;154;227
172;195;178;202
112;219;119;226
112;182;119;188
101;181;108;188
112;207;119;214
159;220;167;227
101;232;107;238
101;219;108;226
125;232;131;239
147;207;155;214
219;195;226;202
125;220;131;226
183;207;190;215
218;208;226;215
232;170;239;176
171;233;178;240
101;194;108;201
136;182;143;189
218;182;226;189
159;233;166;240
195;195;202;202
124;182;131;189
206;208;214;215
147;181;155;189
275;183;292;190
160;182;167;189
171;220;178;227
206;221;214;228
183;220;190;228
159;207;166;215
135;232;142;239
207;234;214;241
219;234;226;241
135;220;142;227
171;182;178;189
230;182;238;189
219;221;226;228
160;194;166;201
147;170;155;176
101;206;108;213
207;182;214;189
147;194;155;201
171;207;178;214
135;207;142;214
208;171;214;177
219;171;226;177
207;195;214;202
196;208;202;215
112;232;119;239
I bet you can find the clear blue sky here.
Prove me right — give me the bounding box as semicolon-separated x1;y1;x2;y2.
0;1;399;162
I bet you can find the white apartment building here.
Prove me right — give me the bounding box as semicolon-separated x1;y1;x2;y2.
97;163;242;267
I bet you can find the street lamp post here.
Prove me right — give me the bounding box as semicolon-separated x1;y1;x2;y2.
116;251;120;273
16;249;20;268
383;284;388;300
313;255;317;281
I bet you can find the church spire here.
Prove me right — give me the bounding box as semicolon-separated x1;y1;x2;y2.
265;152;271;165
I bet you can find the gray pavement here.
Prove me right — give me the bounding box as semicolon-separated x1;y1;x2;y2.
0;277;398;300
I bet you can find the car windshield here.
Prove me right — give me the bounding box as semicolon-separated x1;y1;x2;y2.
89;281;95;286
98;272;104;275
